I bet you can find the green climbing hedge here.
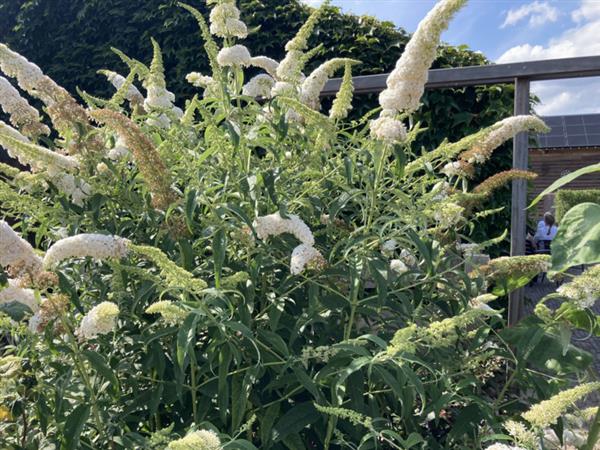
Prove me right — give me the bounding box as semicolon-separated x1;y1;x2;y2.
555;189;600;222
0;0;515;246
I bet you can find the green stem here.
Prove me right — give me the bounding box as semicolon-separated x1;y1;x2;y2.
367;143;387;229
69;343;105;440
493;363;518;413
59;311;107;442
190;354;199;424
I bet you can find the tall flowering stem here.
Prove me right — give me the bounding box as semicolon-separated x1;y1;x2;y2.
459;115;549;166
276;5;324;84
300;58;360;110
381;0;467;114
330;62;355;120
0;44;103;155
522;382;600;430
0;76;49;138
91;109;178;209
179;3;223;80
473;170;538;195
129;244;207;294
0;123;79;172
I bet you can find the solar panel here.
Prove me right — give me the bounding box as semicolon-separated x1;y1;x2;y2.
532;114;600;148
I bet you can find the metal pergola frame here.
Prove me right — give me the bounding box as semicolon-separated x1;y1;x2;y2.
323;55;600;325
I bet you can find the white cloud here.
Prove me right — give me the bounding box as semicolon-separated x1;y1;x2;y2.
533;78;600;115
299;0;325;5
500;1;559;28
498;1;600;115
572;0;600;22
498;1;600;62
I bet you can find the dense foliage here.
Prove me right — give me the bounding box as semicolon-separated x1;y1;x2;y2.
0;0;516;245
555;189;600;221
0;1;598;449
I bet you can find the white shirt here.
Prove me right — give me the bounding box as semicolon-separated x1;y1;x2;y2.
534;220;558;242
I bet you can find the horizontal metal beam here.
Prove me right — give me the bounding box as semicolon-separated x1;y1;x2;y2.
322;55;600;96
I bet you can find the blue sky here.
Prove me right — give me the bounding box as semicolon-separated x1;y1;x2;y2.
304;0;600;116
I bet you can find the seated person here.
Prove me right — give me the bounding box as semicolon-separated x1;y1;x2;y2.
533;212;558;251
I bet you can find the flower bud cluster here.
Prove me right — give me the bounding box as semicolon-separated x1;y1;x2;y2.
556;264;600;309
209;1;248;39
216;45;252;67
100;70;145;107
0;220;43;277
145;300;188;325
380;0;467;114
0;76;49;138
253;212;326;275
76;301;120;340
43;234;130;269
522;382;600;429
167;430;221;450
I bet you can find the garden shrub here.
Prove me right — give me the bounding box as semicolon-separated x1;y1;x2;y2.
555;189;600;222
0;1;599;449
0;0;517;247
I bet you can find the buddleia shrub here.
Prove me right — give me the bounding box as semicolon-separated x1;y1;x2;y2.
0;1;598;449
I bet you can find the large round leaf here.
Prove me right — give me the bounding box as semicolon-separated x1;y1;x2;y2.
552;202;600;273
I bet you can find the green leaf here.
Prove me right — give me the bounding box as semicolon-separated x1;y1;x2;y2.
555;302;600;336
213;228;227;288
184;188;198;231
63;404;90;450
529;163;600;208
0;301;32;321
271;402;318;442
176;313;199;370
491;271;539;296
559;323;572;357
260;403;280;446
551;203;600;272
82;350;119;396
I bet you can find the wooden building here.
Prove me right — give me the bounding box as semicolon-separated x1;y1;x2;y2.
529;114;600;217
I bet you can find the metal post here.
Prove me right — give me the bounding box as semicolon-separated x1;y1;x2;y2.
508;77;531;326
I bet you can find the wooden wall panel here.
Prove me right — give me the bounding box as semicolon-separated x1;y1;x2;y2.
528;148;600;219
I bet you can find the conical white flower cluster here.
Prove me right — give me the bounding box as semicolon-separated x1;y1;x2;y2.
143;39;183;128
0;121;79;172
216;44;252;67
370;0;466;142
485;445;525;450
250;56;279;78
556;264;600;309
0;76;49;138
253;212;325;275
381;0;467;114
242;74;275;99
76;301;120;340
369;115;407;143
460;115;549;165
253;212;314;245
167;429;221;450
43;234;130;269
209;1;247;39
290;244;326;275
0;43;66;105
0;220;43;277
100;70;145;107
300;58;359;110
